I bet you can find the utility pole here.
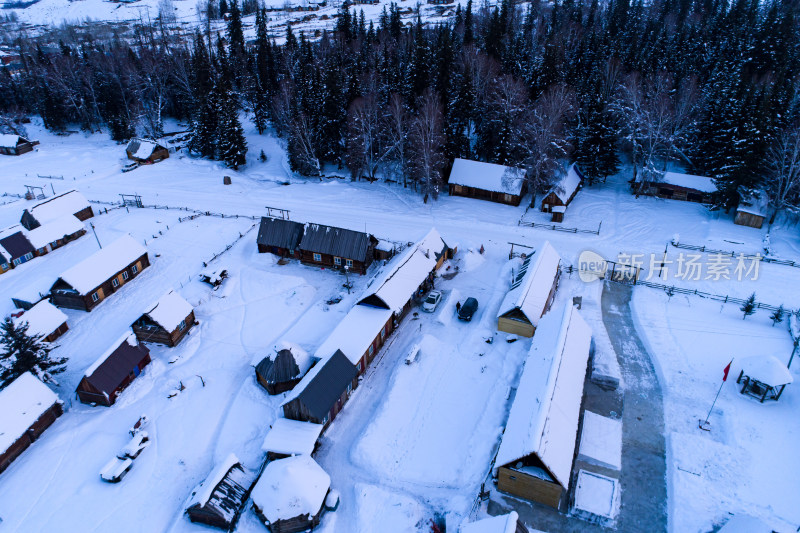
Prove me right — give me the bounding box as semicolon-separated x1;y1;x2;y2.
90;223;102;249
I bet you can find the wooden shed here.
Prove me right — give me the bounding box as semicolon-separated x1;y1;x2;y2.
125;138;169;164
261;418;323;461
132;290;195;347
734;195;768;229
0;372;62;475
0;134;39;156
22;190;94;230
76;333;151;406
256;344;313;395
448;158;527;206
638;171;715;203
497;242;561;337
541;164;583;220
185;453;256;530
13;300;69;343
257;217;305;257
50;235;149;311
494;304;592;509
0;226;35;266
298;224;377;274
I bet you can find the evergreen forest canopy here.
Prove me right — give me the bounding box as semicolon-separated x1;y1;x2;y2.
0;0;799;213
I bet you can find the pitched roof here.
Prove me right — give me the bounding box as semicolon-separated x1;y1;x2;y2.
460;512;521;533
251;455;330;524
547;163;583;203
13;300;67;339
257;217;304;251
29;190;91;224
0;372;59;456
281;350;357;421
497;242;561;326
186;454;254;525
25;215;85;249
495;304;592;488
740;355;793;387
57;235;147;294
737;194;768;217
261;418;323;457
256;349;303;385
126;138;164;160
299;223;373;262
142;290;193;332
0;134;26;149
658;171;716;193
313;305;392;364
82;333;150;395
448;158;526;195
0;226;35;261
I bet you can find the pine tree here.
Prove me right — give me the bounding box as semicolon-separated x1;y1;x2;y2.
0;318;66;389
771;305;785;326
741;293;757;319
226;0;246;82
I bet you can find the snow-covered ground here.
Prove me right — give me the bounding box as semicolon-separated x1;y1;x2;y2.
0;122;799;532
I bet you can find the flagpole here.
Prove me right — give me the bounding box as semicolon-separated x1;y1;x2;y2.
700;358;733;430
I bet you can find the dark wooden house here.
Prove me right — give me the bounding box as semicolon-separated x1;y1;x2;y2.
25;215;86;256
256;345;312;395
185;453;256;530
13;300;69;343
51;235;149;312
282;350;358;429
0;227;35;266
298;224;377;274
540;164;584;220
734;195;768;229
22;190;94;230
132;290;195;347
76;334;151;406
257;217;304;257
0;250;9;275
0;372;62;475
125;138;169;163
638;171;715;203
0;134;39;156
448;158;527;206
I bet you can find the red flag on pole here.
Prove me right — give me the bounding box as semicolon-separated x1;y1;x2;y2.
722;360;732;381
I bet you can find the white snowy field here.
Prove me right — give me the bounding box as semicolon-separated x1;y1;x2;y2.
0;122;798;532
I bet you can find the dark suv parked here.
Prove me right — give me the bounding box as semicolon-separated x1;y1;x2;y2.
458;297;479;322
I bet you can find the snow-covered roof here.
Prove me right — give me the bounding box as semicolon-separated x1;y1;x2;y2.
251;455;330;524
30;191;91;224
358;228;445;314
261;418;323;457
13;300;67;339
126;138;161;159
495;304;592;488
143;290;193;332
737;194;768;217
280;350;358;419
547;164;582;203
740;355;793;387
449;158;526;196
84;332;138;378
0;372;59;455
718;515;774;533
0;134;24;149
187;453;241;509
659;171;716;193
460;512;520;533
573;470;619;521
313;305;392;364
497;242;561;326
26;215;85;249
578;411;622;471
58;235;147;294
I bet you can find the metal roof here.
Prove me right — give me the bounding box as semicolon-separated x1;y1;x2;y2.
286;350;357;421
299;223;373;262
0;230;35;260
256;217;304;251
82;337;150;396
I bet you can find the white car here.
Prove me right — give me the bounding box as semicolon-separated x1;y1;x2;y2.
422;290;442;312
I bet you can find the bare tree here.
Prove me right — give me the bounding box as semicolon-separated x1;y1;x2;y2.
765;122;800;221
408;89;447;201
381;93;409;186
345;93;381;180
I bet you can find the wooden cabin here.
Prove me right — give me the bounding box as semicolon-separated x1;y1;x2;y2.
461;512;529;533
0;134;39;156
494;305;591;509
736;356;793;402
50;235;149;312
25;215;86;256
638;171;715;203
22;190;94;230
185;454;256;530
251;455;331;533
0;227;35;267
314;305;394;376
125;138;169;164
298;224;377;274
541;164;583;220
260;418;323;461
13;300;69;343
282;350;358;429
0;372;62;475
0;250;10;275
734;195;767;229
257;217;304;257
256;345;313;395
448;158;527;206
132;290;195;347
76;333;151;406
497;242;561;337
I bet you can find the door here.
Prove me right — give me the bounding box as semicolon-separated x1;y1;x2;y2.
132;365;141;377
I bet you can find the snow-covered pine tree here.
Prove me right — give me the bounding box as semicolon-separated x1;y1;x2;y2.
0;318;66;390
771;305;785;326
741;293;757;320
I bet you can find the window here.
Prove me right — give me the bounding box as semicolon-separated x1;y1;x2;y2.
505;193;513;202
347;383;352;393
122;271;129;280
322;415;329;425
358;361;364;372
313;253;322;262
333;256;341;266
368;345;374;356
24;253;33;261
112;278;119;288
132;264;139;274
380;329;385;341
345;259;353;268
92;292;100;302
12;258;21;266
178;320;186;331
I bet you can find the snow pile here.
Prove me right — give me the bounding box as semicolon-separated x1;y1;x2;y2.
83;332;138;378
143;290;193;332
313;304;392;364
461;248;486;272
251;455;330;524
29;191;90;224
547;163;583;203
496;241;561;328
26;215;85;249
460;512;520;533
58;235;146;293
572;470;620;524
448;158;526;195
578;411;622;471
739;355;793;387
659;171;716;193
261;418;323;457
12;300;67;339
0;372;59;455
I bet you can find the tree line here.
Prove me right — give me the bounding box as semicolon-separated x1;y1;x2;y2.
1;0;799;214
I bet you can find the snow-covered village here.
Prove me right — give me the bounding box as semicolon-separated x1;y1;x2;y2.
0;0;799;532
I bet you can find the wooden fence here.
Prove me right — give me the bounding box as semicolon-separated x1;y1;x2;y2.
519;219;602;235
671;240;800;269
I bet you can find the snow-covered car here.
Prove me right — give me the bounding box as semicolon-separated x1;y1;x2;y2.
100;457;133;483
118;431;150;460
405;343;421;365
121;160;139;173
457;297;479;322
421;290;442;312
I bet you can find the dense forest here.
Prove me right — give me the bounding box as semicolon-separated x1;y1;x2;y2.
0;0;799;214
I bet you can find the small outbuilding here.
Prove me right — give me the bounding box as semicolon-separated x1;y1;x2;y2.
125;138;169;164
448;158;527;206
736;355;792;402
256;344;314;395
185;453;256;530
460;512;528;533
298;224;377;274
12;300;69;343
541;164;584;220
261;418;323;460
251;455;331;533
257;217;305;257
0;250;10;275
22;190;94;230
0;134;38;156
0;372;62;475
638;171;715;203
132;290;195;347
76;333;152;406
734;194;768;229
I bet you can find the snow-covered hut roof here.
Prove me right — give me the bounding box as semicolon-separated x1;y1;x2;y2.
186;453;254;525
58;235;147;294
82;332;150;398
126;138;164;160
26;215;85;249
13;300;67;339
29;190;91;224
313;305;393;364
448;158;526;196
142;290;193;332
261;418;323;457
658;171;716;193
737;194;768;218
717;515;774;533
495;304;592;488
0;226;34;261
497;242;561;326
547;164;583;203
740;356;793;387
251;455;330;524
357;228;445;314
256;344;313;385
460;512;521;533
0;134;26;149
0;372;59;455
299;223;374;262
281;350;358;420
